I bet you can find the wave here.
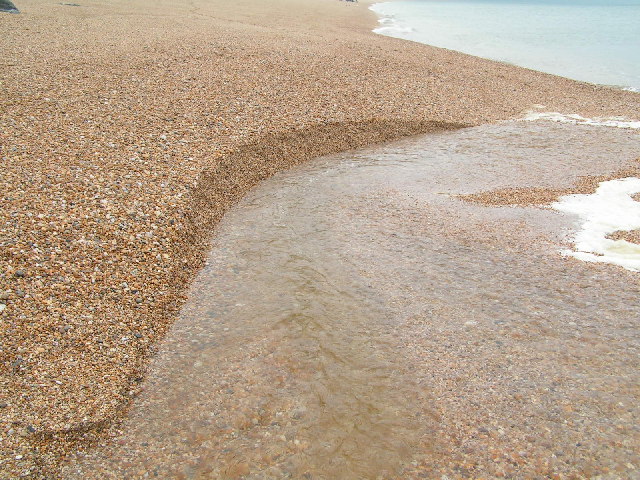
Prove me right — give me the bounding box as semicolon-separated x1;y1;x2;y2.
523;111;640;129
369;5;415;37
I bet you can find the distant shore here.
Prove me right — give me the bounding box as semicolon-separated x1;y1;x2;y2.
1;0;639;477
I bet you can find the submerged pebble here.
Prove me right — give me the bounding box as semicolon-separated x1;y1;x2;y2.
63;122;640;479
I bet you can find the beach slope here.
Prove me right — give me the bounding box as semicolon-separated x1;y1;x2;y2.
1;0;639;476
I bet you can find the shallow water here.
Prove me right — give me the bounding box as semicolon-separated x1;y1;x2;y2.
64;122;640;478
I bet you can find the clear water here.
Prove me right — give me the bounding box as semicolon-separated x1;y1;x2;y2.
63;122;640;479
370;0;640;91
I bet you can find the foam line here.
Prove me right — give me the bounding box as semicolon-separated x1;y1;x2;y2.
552;177;640;272
524;111;640;129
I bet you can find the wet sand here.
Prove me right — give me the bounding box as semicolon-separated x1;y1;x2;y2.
1;0;640;477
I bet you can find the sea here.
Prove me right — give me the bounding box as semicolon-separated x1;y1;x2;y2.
370;0;640;92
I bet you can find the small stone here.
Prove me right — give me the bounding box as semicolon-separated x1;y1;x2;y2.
14;270;25;278
291;407;306;419
0;0;19;13
0;304;5;314
226;462;249;478
0;291;9;301
134;332;143;339
15;289;25;298
0;402;8;408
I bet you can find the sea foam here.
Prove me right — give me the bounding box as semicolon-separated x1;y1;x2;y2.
370;7;414;36
552;178;640;272
524;111;640;130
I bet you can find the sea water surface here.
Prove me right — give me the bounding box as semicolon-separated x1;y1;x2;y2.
370;0;640;91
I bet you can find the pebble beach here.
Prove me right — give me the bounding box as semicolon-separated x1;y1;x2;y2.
1;0;640;478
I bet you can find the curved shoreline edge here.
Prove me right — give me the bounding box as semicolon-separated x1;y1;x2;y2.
33;119;468;471
1;0;640;476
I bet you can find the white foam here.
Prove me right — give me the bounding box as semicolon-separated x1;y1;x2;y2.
623;86;639;93
524;111;640;129
369;4;414;37
552;177;640;272
373;25;415;36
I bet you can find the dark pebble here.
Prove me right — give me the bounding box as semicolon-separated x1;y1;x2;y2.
15;270;25;278
0;0;19;13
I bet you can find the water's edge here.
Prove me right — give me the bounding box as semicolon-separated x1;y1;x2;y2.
369;1;640;92
64;121;640;478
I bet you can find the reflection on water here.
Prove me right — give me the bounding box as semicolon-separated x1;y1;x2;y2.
63;122;640;479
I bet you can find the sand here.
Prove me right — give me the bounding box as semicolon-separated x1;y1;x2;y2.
1;0;640;477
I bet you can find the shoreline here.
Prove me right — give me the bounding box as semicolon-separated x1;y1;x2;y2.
61;120;640;479
368;0;640;93
1;0;640;477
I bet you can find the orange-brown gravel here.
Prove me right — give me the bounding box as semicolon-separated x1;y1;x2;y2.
461;159;640;206
1;0;640;477
607;229;640;244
